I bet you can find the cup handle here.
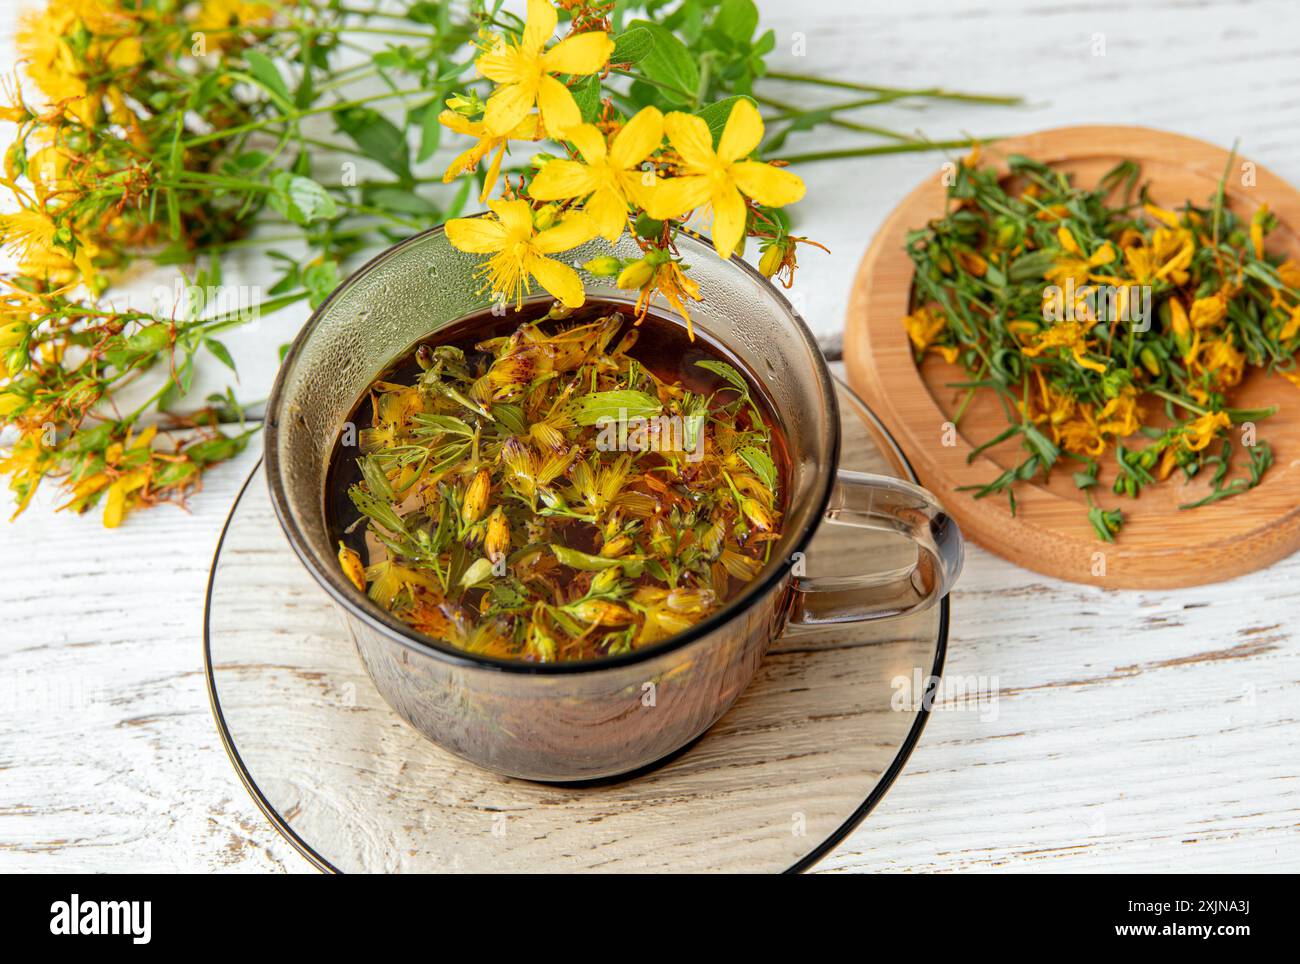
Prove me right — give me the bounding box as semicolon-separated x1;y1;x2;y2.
784;470;964;628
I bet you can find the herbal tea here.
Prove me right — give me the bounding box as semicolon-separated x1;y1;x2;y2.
326;300;788;663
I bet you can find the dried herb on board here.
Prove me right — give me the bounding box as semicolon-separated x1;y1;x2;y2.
333;303;784;663
904;147;1299;540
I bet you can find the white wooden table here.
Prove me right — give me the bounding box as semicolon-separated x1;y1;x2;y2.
2;0;1298;872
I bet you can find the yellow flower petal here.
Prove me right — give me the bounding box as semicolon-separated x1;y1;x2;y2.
1088;242;1117;267
663;111;717;170
521;0;558;55
583;186;629;242
608;106;663;170
477;41;526;84
442;140;492;184
445;216;509;253
563;123;607;164
710;185;748;259
534;213;597;253
103;479;127;529
526;252;586;308
528;158;600;201
483;81;535;137
643;174;712;220
487;198;535;236
541;31;614;75
731;160;805;207
537;74;581;139
715;98;763;164
478;141;508;203
439;110;482;137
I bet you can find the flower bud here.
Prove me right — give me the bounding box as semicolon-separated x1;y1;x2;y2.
460;556;495;588
0;321;28;350
616;258;655;290
485;507;510;563
532;204;560;231
591;567;622;594
570;599;634;626
462;468;491;524
758;243;783;279
599;534;632;558
337;542;366;592
582;256;623;277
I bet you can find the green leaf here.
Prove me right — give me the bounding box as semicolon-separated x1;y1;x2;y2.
626;20;700;108
571;389;663;425
696;96;755;146
125;324;172;354
364;186;440;217
412;413;475;437
713;0;759;43
611;26;655;64
416;101;442;163
244;50;291;107
570;75;602;123
738;445;776;490
303;260;340;308
551;545;646;577
334;106;411;181
268;172;338;226
204;337;237;373
185;431;251;467
694;359;749;396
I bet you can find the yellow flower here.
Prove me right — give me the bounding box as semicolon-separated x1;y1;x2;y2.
0;204;97;288
1180;410;1230;453
194;0;276;50
475;0;613;139
626;259;703;338
1021;320;1108;374
1280;304;1300;342
1187;336;1246;402
1044;228;1116;288
1250;204;1269;259
904;306;944;353
1123;227;1194;285
0;429;53;519
1278;258;1300;292
439;110;544;203
528;107;665;242
1097;388;1141;438
16;9;88;117
1189;293;1228;330
648;98;805;259
445;199;596;309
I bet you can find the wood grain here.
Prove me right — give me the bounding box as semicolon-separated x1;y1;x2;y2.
846;126;1300;589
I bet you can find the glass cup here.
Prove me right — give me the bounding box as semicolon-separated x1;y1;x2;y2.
265;226;963;782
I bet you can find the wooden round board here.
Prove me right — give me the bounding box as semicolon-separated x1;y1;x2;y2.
845;126;1300;589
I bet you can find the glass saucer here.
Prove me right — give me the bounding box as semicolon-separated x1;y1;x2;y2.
205;377;948;873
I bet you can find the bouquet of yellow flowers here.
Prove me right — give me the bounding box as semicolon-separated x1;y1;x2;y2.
0;0;1015;527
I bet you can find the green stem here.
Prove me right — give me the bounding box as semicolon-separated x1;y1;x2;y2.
752;93;915;142
764;71;1023;106
180;88;426;148
777;137;995;165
